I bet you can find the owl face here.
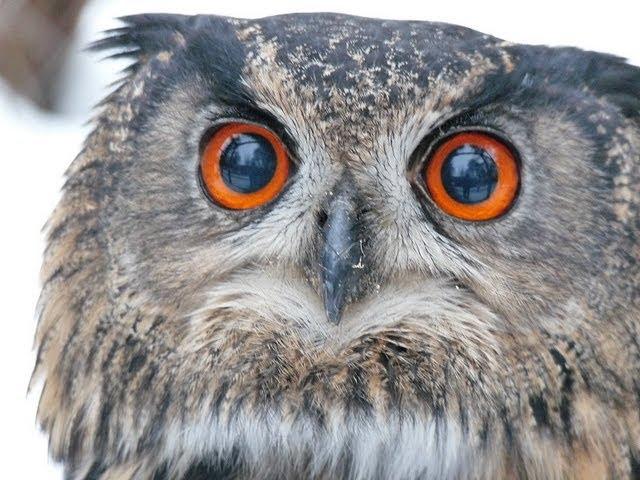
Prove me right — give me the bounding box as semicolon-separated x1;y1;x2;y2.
35;13;640;479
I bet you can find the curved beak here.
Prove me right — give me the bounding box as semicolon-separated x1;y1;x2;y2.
320;180;365;324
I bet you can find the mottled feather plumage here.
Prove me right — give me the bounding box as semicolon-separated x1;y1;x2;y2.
33;13;640;480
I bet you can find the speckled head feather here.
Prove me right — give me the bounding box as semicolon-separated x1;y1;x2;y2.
33;12;640;480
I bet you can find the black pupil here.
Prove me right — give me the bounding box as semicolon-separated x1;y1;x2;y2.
441;144;498;204
220;133;277;193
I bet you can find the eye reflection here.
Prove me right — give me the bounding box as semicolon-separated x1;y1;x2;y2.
440;145;498;204
220;133;277;193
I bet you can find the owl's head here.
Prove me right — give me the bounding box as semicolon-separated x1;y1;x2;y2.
34;13;640;480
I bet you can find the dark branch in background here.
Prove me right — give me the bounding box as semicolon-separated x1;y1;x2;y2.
0;0;87;111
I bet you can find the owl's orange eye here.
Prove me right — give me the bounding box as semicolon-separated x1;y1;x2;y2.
424;131;519;221
200;122;290;210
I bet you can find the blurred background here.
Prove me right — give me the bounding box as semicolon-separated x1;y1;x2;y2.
0;0;636;477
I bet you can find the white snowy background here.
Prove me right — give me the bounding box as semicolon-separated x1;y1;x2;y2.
0;0;637;477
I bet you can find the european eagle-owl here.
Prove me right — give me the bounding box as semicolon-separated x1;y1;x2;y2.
33;13;640;480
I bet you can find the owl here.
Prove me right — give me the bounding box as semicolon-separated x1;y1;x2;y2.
32;12;640;480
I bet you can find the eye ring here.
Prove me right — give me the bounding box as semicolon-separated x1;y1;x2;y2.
200;122;290;210
424;131;519;221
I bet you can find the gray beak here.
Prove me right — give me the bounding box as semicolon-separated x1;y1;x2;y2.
320;179;365;324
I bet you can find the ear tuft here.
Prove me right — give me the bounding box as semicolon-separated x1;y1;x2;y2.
89;14;189;72
504;46;640;122
587;54;640;120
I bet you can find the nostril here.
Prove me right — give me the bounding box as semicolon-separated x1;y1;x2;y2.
316;209;328;229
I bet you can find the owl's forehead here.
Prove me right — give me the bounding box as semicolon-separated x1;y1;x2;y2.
230;14;509;116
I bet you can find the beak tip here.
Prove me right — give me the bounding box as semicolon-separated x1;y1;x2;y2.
325;304;342;325
323;284;343;325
